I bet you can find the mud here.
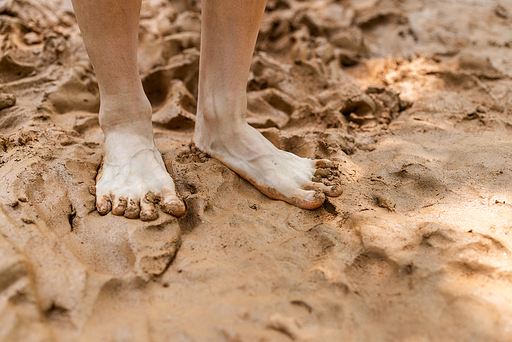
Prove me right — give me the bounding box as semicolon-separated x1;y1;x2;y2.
1;0;512;341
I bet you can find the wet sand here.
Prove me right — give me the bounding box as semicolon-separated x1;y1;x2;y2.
1;0;512;341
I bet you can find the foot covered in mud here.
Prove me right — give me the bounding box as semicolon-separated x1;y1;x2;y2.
95;102;185;220
194;119;342;209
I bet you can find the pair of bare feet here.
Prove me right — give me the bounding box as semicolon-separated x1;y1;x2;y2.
95;91;342;221
72;0;342;221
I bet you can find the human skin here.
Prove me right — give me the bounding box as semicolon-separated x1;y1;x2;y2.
71;0;342;221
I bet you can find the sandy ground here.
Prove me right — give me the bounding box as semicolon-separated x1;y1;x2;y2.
1;0;512;341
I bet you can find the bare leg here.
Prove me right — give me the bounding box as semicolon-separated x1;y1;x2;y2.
194;0;342;209
71;0;185;220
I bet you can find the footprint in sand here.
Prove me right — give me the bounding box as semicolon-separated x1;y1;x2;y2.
18;155;181;277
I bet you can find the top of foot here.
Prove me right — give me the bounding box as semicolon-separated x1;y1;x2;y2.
194;117;342;210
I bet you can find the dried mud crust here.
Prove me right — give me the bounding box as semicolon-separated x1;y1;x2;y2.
1;0;512;341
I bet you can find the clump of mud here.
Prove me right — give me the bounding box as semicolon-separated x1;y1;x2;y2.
1;0;512;341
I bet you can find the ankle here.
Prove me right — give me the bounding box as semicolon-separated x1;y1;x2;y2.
196;91;247;132
99;91;153;134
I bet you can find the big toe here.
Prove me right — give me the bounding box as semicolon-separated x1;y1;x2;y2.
161;190;186;217
288;189;325;210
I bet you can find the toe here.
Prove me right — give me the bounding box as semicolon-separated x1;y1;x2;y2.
112;196;127;216
305;182;342;197
124;197;141;219
314;167;332;178
140;193;158;221
311;160;342;197
326;183;342;197
161;189;186;217
315;159;338;169
96;194;111;215
288;189;325;210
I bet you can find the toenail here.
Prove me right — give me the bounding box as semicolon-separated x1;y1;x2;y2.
98;205;110;215
328;185;343;196
144;191;158;203
306;190;322;201
163;200;186;215
140;210;158;221
322;179;333;186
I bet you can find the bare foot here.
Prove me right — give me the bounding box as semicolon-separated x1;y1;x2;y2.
95;94;185;220
194;97;342;209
